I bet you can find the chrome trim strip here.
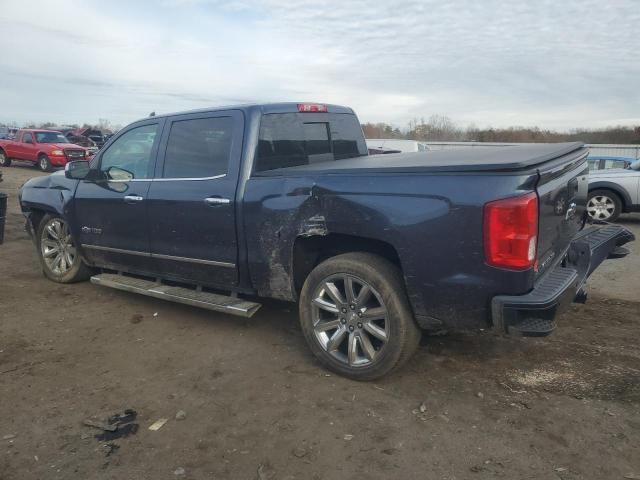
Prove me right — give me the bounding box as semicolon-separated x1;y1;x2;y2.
108;174;226;183
153;174;227;182
152;253;235;268
81;244;235;268
81;244;151;257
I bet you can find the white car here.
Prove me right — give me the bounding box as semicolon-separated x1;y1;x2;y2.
588;160;640;221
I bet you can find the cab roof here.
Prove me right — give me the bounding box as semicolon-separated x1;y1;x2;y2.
130;102;355;125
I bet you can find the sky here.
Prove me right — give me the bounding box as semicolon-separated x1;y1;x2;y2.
0;0;638;130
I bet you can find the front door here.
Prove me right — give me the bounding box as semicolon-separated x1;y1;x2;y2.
145;110;243;287
71;120;163;273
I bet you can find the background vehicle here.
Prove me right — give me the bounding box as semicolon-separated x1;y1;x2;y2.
19;103;633;380
0;129;89;171
587;160;640;221
587;155;635;171
368;147;402;155
65;127;109;148
365;139;431;153
0;127;18;139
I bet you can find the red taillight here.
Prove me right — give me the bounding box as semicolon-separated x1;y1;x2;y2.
297;103;328;113
483;192;538;270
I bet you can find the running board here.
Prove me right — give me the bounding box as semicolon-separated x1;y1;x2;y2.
90;273;261;318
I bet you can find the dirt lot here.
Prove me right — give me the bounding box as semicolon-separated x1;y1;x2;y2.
1;164;639;480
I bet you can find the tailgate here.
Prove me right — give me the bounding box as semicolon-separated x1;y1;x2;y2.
535;146;589;277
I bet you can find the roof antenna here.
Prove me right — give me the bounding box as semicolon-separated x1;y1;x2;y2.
149;111;156;117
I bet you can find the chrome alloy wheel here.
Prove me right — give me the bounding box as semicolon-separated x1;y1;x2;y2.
587;195;615;220
311;274;389;367
41;218;76;275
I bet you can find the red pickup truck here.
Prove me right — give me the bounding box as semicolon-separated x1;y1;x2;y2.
0;129;89;172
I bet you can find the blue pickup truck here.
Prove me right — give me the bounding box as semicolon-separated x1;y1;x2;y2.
19;103;634;379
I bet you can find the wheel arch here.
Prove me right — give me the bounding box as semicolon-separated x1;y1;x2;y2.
589;182;632;212
25;208;56;237
292;233;403;298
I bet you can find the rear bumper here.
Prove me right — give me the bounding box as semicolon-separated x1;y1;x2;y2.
491;225;634;336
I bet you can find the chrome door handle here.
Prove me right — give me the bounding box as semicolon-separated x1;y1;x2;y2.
204;197;230;206
124;195;144;203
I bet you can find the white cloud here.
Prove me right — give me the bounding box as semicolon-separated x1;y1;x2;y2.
0;0;638;129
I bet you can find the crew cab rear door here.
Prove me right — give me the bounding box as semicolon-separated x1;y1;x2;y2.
145;110;243;287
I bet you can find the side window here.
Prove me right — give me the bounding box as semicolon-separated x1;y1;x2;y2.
100;124;159;180
23;132;33;144
163;116;233;179
587;160;599;171
604;159;627;169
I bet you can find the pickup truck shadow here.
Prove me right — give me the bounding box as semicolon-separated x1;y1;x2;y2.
212;295;639;402
404;298;640;402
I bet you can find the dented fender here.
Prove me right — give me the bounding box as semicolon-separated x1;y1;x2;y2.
19;171;78;225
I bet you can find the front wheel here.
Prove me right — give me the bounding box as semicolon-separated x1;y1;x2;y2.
38;154;52;172
36;215;90;283
587;189;622;222
299;252;421;380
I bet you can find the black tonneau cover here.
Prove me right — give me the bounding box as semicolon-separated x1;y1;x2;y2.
264;142;585;174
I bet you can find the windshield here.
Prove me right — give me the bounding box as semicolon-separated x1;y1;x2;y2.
35;132;69;144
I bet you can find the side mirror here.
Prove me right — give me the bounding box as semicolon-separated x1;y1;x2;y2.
106;166;134;181
630;160;640;171
65;161;91;180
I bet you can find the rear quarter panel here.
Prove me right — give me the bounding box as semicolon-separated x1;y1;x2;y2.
243;171;538;330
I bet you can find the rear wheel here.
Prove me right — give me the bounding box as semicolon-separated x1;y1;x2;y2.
36;214;90;283
38;154;52;172
299;252;421;380
0;150;10;167
587;189;622;222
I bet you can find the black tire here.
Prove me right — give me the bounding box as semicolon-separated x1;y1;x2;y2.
0;150;10;167
299;252;421;380
587;189;622;223
37;154;52;172
36;214;91;283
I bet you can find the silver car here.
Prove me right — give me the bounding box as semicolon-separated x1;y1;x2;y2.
588;160;640;221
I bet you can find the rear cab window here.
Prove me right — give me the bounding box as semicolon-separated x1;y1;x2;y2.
255;112;367;172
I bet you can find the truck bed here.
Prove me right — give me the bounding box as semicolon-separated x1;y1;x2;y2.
263;142;585;174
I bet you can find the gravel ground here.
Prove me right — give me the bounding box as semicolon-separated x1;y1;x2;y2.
1;164;639;480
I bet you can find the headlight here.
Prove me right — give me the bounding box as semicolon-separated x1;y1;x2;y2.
51;150;64;156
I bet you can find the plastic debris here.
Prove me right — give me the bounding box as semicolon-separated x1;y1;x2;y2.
149;418;169;431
